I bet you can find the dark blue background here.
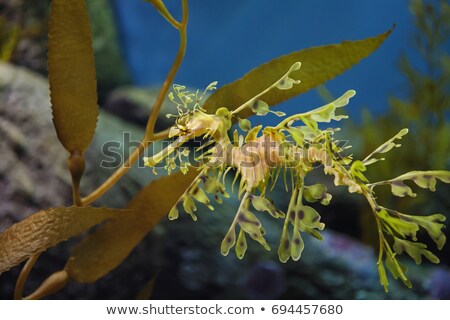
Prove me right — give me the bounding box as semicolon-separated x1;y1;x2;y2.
111;0;424;120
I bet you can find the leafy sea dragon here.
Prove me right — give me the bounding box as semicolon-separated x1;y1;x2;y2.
143;62;449;291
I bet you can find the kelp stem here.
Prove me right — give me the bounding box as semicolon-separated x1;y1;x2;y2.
14;253;41;300
81;1;189;206
68;152;85;206
80;130;169;206
145;0;188;140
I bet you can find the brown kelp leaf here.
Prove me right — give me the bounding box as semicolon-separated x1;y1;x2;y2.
48;0;99;153
66;170;199;283
0;207;125;274
135;271;159;300
203;28;393;117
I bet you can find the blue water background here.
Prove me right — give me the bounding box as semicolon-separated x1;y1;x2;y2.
111;0;427;123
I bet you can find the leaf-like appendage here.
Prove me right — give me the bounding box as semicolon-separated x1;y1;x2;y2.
376;209;419;240
393;238;440;264
237;210;270;251
303;184;332;205
278;224;291;263
370;170;450;198
48;0;99;153
384;252;411;288
296;205;326;231
221;226;236;256
350;160;369;183
65;170;198;283
235;229;247;260
290;229;304;261
363;128;409;166
308;90;354;123
409;214;446;250
286;127;305;146
394;171;450;191
0;207;125;274
238;118;251;131
250;195;282;218
202;28;392;118
378;262;389;292
374;206;445;290
251;100;270;116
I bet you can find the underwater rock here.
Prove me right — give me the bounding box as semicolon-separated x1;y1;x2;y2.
0;63;144;220
0;63;157;299
104;86;178;130
0;62;71;231
0;62;71;298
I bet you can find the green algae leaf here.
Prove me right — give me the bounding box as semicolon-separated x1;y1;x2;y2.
0;207;125;275
393;238;440;264
202;28;393;118
363;128;409;166
370;170;450;197
48;0;99;154
66;170;198;283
